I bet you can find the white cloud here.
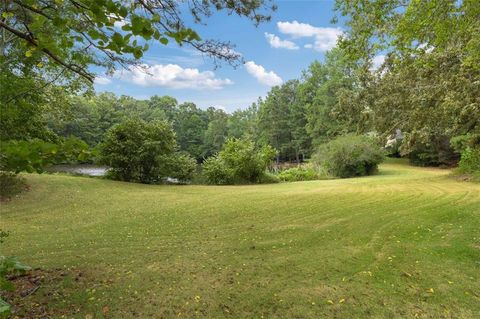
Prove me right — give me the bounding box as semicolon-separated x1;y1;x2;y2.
94;76;111;85
277;21;342;52
304;44;313;49
114;64;233;90
114;19;127;29
144;56;205;68
418;43;434;53
264;32;299;50
244;61;283;87
371;55;386;70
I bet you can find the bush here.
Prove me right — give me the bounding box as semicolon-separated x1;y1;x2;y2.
202;138;276;184
202;156;234;185
100;119;196;184
258;172;280;184
163;152;197;183
450;134;480;175
277;166;319;182
458;147;480;174
0;172;27;200
313;135;385;178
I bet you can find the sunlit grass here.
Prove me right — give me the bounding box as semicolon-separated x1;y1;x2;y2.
2;159;479;318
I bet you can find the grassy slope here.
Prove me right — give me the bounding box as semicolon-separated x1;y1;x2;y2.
1;160;479;318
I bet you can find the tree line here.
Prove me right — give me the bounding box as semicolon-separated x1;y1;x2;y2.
1;0;479;182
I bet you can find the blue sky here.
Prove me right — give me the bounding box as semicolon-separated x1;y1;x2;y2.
94;0;344;112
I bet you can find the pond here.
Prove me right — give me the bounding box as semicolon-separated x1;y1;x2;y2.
47;164;108;177
47;165;184;183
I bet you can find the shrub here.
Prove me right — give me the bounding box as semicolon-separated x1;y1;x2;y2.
450;134;480;175
0;172;27;200
313;135;385;178
202;156;234;185
277;166;319;182
100;119;196;184
202;138;276;184
258;172;280;184
163;152;197;183
458;147;480;174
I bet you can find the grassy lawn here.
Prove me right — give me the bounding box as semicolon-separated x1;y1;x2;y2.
1;160;479;318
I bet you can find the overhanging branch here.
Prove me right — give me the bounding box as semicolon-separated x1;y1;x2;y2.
0;20;94;82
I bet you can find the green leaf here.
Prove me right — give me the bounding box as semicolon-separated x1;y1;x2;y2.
0;278;14;292
0;298;10;319
133;49;143;59
152;14;161;23
119;6;128;18
111;32;124;46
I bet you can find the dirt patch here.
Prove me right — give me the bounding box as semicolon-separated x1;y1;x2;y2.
1;268;86;319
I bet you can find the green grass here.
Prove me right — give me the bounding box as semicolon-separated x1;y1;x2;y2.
2;160;479;318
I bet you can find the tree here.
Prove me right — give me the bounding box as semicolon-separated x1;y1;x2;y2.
173;102;208;161
332;0;479;166
299;48;358;147
148;95;178;123
334;0;479;71
99;118;196;184
369;50;479;165
0;64;72;142
48;93;124;146
258;80;308;163
202;108;229;158
227;102;259;140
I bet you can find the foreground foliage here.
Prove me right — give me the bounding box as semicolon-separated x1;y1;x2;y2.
1;161;479;318
0;231;30;319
